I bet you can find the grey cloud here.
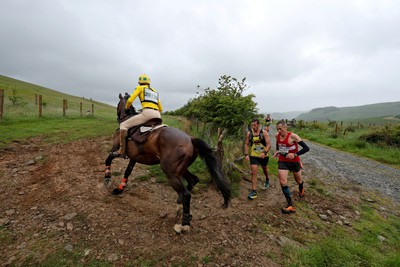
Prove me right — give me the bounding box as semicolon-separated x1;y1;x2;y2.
1;0;399;113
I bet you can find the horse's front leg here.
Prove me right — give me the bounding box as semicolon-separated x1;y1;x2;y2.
104;130;121;186
112;159;136;195
104;155;115;186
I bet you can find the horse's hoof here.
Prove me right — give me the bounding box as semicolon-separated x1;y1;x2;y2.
104;178;111;187
112;188;124;195
173;224;190;234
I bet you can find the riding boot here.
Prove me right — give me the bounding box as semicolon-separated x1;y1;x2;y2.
116;129;128;157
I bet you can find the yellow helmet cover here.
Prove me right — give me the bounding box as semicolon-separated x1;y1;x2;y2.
138;74;151;85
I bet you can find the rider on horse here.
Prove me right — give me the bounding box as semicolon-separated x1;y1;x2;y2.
114;74;163;157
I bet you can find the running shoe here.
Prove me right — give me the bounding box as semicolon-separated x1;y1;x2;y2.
247;190;257;200
281;205;296;214
299;188;305;198
264;179;270;188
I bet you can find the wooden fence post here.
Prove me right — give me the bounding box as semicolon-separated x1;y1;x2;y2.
92;103;94;116
63;99;67;116
0;89;4;119
80;102;83;117
38;95;42;117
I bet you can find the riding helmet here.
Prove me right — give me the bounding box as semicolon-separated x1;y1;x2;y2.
138;74;151;85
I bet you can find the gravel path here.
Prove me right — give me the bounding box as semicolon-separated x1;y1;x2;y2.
270;129;400;204
299;141;399;203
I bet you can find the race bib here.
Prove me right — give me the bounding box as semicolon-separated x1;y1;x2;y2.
278;144;296;155
143;88;159;104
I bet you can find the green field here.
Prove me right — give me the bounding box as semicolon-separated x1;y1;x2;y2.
292;121;400;168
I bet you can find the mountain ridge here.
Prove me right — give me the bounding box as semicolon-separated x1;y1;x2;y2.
264;101;400;122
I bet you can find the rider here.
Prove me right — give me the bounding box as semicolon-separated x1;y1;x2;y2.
114;74;163;157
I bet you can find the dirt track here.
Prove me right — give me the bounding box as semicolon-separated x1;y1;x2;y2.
301;142;400;204
0;135;399;266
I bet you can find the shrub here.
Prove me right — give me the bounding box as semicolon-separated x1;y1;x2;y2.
359;126;400;148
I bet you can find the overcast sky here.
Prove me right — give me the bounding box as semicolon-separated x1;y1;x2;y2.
1;0;399;113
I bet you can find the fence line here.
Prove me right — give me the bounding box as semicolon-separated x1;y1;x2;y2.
0;90;95;118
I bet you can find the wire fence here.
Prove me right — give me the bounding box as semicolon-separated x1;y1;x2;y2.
0;89;96;119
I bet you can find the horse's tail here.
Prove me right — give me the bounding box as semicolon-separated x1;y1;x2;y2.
191;138;231;208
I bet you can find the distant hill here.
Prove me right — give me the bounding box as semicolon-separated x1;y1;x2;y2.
296;102;400;121
269;111;304;121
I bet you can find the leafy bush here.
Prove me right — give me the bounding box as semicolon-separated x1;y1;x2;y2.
173;75;257;137
359;125;400;148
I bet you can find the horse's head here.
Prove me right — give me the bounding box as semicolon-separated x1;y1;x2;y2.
117;93;137;124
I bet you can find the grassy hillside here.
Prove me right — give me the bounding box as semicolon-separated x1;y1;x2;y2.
0;75;188;148
0;75;114;118
0;75;118;147
296;102;400;122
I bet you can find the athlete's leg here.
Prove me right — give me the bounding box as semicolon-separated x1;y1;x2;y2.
293;170;305;198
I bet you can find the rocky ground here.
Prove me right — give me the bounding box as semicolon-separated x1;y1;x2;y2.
0;134;399;266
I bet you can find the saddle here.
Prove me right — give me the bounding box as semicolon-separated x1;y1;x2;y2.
127;118;165;144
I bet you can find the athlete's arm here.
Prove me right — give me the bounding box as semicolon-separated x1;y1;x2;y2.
262;130;271;153
296;140;309;156
244;132;250;157
274;133;280;157
290;133;309;156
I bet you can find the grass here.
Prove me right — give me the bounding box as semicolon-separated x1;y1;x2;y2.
286;202;400;267
294;122;400;168
0;116;116;147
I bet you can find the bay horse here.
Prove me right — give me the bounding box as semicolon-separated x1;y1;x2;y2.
104;93;231;228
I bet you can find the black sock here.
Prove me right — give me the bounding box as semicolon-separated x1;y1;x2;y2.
299;181;304;192
281;185;293;206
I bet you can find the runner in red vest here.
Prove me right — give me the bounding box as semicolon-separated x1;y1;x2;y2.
274;120;309;214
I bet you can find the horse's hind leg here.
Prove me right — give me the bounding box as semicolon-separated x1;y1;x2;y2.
113;159;136;195
167;175;192;226
184;170;199;191
177;170;200;204
181;189;192;226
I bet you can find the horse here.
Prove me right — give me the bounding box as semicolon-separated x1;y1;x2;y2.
104;93;231;230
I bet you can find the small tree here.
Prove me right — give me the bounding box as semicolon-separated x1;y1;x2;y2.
8;89;25;106
180;75;258;137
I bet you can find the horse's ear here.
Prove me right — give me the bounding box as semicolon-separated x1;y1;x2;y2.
119;93;123;100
